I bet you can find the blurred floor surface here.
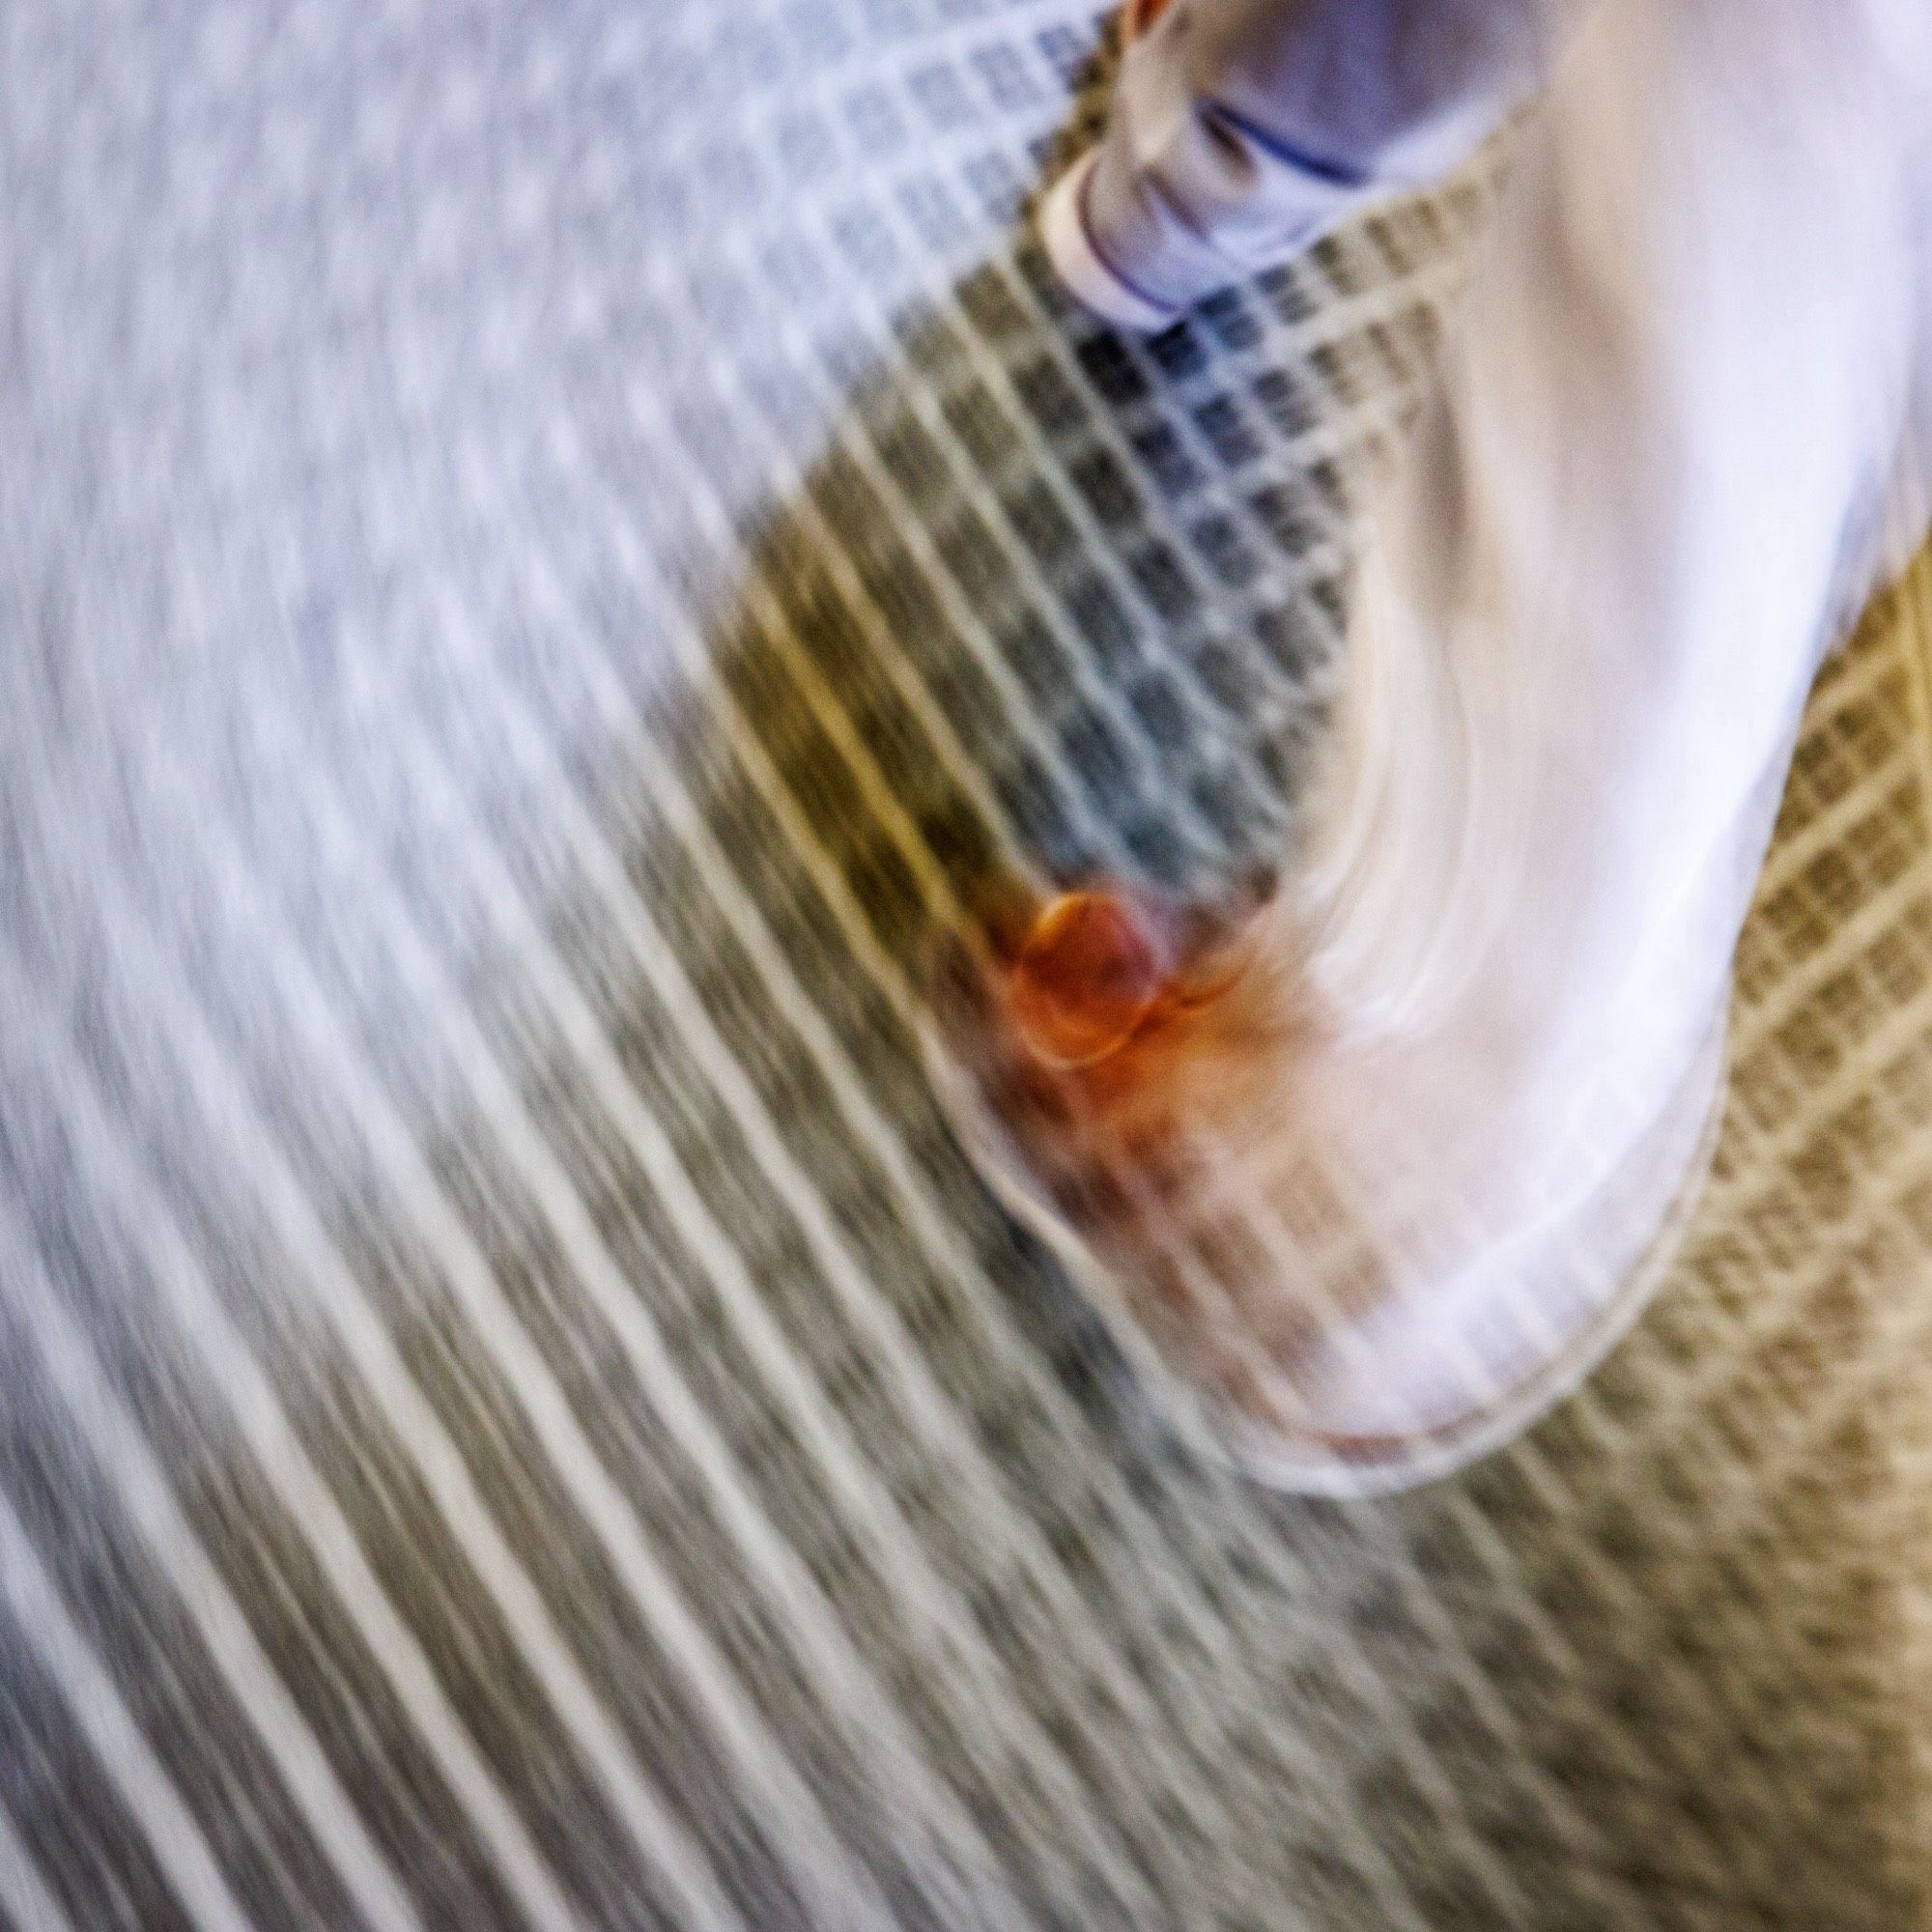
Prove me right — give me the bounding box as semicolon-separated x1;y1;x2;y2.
4;2;1932;1927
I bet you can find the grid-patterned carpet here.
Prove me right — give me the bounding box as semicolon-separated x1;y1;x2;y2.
4;2;1931;1927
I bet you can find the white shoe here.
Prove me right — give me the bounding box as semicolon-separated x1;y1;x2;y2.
1036;0;1373;332
946;0;1932;1492
1037;153;1186;334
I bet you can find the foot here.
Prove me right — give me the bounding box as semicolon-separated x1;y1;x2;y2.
1036;0;1381;331
956;0;1929;1491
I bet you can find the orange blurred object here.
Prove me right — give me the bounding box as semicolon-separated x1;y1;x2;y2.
1007;891;1170;1068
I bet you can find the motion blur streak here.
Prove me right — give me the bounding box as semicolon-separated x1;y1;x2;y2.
950;0;1932;1493
3;0;1932;1928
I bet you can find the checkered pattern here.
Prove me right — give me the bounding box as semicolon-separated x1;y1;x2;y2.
2;0;1929;1926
